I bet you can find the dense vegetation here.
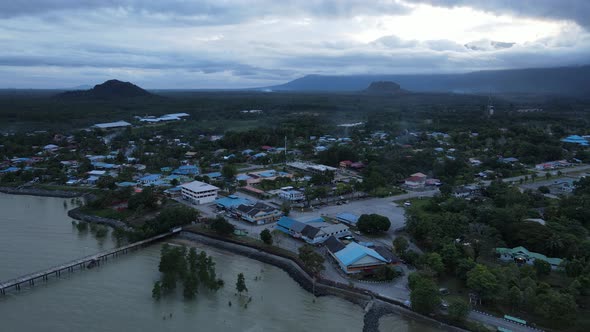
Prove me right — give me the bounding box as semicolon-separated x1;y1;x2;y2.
152;244;224;301
404;179;590;330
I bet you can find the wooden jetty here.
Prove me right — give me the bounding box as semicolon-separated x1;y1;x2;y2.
0;228;181;295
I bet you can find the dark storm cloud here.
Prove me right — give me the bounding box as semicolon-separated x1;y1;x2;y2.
414;0;590;29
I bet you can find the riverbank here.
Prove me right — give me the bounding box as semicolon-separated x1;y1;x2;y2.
68;207;132;231
0;186;87;198
177;230;466;332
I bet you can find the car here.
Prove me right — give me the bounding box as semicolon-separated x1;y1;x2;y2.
342;235;354;241
440;300;449;310
403;201;411;207
439;287;450;295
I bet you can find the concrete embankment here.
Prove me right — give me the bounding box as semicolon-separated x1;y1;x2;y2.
68;207;132;231
177;231;370;306
0;186;86;198
363;300;465;332
177;230;467;332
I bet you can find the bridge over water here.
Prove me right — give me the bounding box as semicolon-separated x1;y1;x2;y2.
0;229;180;295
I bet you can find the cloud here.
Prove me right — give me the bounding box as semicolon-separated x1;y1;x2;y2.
0;1;588;88
0;1;411;22
413;0;590;29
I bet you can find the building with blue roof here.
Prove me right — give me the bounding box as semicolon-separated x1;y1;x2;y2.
92;161;119;169
331;241;390;274
205;171;222;179
562;135;589;146
138;174;161;185
336;213;359;225
0;167;20;173
160;167;173;172
258;170;276;178
215;195;253;210
172;165;200;176
236;174;252;181
116;181;137;188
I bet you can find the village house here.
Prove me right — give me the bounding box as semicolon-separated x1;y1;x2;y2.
276;216;350;245
325;237;398;274
496;246;563;270
234;202;282;225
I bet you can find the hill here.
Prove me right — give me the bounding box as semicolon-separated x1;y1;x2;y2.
266;65;590;96
56;80;153;99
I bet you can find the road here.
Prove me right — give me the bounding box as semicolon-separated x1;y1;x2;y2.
468;311;541;332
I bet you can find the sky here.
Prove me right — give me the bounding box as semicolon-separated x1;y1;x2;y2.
1;0;589;89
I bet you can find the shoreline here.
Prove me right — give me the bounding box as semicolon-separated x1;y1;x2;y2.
0;186;87;198
67;207;132;231
176;230;466;332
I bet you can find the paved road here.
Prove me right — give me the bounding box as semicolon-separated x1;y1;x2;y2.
468;310;541;332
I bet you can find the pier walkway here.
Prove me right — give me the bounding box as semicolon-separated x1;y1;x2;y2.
0;228;180;295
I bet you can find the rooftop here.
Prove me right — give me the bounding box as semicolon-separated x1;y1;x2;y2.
181;180;220;192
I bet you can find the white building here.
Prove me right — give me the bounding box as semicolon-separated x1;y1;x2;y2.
180;180;220;205
93;120;132;130
278;186;305;201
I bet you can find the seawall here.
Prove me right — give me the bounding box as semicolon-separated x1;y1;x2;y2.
177;230;467;332
68;207;132;231
0;186;86;198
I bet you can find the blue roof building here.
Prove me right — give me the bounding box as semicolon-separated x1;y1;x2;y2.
242;149;254;155
116;181;137;187
276;216;298;234
160;167;173;172
252;152;267;159
562;135;589;146
259;170;277;178
0;167;19;173
332;242;389;274
138;174;161;184
172;165;200;176
236;174;252;181
215;195;253;210
205;172;222;179
336;213;360;225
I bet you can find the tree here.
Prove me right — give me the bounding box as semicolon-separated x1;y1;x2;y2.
210;216;235;236
298;245;325;276
508;285;523;309
236;273;248;295
533;259;551;276
357;214;391;234
281;202;291;216
420;252;445;277
534;290;577;328
440;243;462;272
466;264;499;302
448;299;469;322
222;164;237;180
260;229;273;245
96;175;117;189
152;281;162;301
392;237;409;256
409;273;440;314
128;187;158;211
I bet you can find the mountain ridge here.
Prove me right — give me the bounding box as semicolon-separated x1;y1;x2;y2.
265;65;590;96
56;79;154;99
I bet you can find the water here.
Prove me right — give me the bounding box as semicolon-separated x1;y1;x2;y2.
379;314;439;332
0;193;117;280
0;193;439;331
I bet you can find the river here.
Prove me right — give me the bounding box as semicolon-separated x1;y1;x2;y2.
0;193;439;331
